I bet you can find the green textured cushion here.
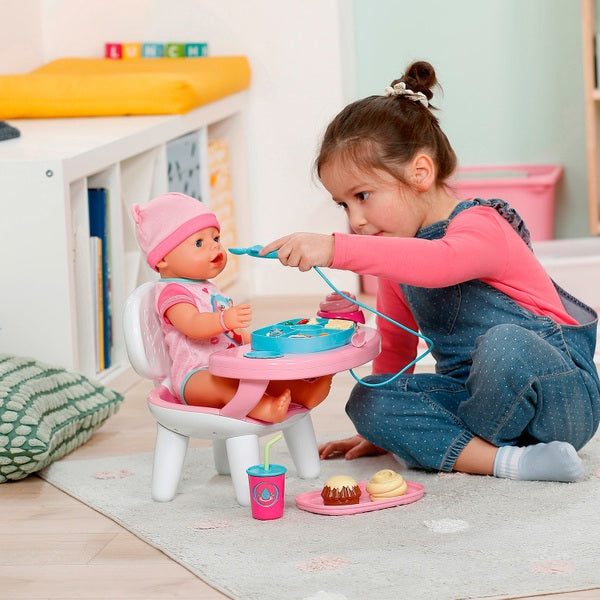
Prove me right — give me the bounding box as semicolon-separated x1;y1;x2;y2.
0;354;123;482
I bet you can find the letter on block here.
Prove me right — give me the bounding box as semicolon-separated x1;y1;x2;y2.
185;43;208;57
142;43;165;58
122;43;142;59
165;43;186;58
105;43;122;59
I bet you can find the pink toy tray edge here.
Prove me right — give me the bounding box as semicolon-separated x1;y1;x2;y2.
294;480;424;516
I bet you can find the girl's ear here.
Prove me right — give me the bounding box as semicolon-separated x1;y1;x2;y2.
410;153;436;192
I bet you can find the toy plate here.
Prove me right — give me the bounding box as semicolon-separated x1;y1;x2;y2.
251;318;355;354
295;480;424;516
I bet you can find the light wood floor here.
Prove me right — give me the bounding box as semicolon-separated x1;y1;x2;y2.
1;295;598;600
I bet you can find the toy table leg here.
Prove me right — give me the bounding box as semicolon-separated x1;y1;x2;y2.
212;438;230;475
151;423;189;502
226;433;261;506
284;413;320;479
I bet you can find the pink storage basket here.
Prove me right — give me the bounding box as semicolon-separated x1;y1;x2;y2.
448;165;563;241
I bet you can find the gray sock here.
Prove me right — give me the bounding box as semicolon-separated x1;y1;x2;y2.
493;441;583;482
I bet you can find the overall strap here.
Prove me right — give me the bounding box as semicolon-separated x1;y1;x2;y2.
416;199;532;249
470;198;532;249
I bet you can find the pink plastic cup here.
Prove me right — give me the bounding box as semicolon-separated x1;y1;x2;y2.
246;464;287;520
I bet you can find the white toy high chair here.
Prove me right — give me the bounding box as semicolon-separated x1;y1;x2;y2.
123;281;321;506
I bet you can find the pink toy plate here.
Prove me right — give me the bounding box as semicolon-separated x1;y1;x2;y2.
295;480;424;516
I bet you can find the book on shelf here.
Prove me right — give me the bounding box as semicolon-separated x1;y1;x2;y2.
89;236;104;372
88;188;111;371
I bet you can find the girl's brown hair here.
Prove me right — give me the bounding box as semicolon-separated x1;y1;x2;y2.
315;61;457;186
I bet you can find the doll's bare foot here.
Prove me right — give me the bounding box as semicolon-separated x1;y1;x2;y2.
296;375;333;409
248;388;292;423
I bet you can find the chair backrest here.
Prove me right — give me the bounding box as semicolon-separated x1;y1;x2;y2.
123;281;172;387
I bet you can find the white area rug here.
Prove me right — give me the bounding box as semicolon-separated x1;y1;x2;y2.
40;436;600;600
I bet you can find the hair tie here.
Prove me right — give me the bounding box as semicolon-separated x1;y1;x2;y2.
383;82;428;107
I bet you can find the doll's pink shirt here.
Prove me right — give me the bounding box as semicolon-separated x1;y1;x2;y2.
330;205;579;375
155;280;235;399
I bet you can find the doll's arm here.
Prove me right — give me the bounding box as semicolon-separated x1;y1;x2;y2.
166;302;252;339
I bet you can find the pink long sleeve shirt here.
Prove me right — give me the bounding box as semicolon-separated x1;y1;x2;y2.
331;205;578;375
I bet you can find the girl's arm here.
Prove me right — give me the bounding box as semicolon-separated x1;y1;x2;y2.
260;232;335;271
373;279;419;374
261;207;510;285
332;207;509;286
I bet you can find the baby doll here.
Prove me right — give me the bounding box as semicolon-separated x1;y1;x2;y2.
132;192;332;423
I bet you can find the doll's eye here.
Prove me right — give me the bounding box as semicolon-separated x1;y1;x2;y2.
356;191;369;201
336;201;348;210
195;239;203;248
214;235;220;243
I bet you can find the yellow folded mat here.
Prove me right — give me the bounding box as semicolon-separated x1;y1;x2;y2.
0;56;251;119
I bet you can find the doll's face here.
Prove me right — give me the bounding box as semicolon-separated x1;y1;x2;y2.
156;227;226;280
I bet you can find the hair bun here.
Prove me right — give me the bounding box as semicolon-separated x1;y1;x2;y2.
394;61;437;101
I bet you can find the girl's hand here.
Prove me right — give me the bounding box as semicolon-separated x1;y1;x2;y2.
260;233;335;272
222;304;252;330
318;435;386;460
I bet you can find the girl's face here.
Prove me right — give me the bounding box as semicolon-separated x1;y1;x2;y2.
157;227;226;279
320;156;428;238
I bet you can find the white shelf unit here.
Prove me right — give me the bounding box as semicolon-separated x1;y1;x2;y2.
0;92;250;392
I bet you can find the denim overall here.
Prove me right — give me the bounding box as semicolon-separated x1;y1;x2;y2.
347;200;600;472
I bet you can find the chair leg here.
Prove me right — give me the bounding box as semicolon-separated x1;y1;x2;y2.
151;423;189;502
283;414;321;479
212;438;230;475
226;434;260;506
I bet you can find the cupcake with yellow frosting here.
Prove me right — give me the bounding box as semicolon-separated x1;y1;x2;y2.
366;469;407;501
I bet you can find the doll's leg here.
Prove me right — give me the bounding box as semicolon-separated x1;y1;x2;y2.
184;371;292;423
266;375;333;409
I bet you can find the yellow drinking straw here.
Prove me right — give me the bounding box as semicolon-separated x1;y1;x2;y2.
263;433;282;471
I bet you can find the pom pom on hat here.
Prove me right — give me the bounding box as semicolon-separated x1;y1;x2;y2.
132;192;220;270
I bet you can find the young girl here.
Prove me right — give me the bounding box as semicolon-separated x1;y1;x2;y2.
132;192;331;423
260;61;600;481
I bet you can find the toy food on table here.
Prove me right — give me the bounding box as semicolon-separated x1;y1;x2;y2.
306;317;354;330
317;291;365;324
321;475;361;505
365;469;407;501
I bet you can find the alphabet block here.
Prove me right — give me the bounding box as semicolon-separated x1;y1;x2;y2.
185;43;208;57
122;43;142;59
105;43;122;59
142;43;165;58
165;43;185;58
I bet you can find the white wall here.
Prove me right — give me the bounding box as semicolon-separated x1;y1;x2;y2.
1;0;358;296
0;1;44;73
352;0;587;240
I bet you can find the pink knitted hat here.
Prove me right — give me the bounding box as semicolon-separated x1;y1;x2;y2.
132;192;220;270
